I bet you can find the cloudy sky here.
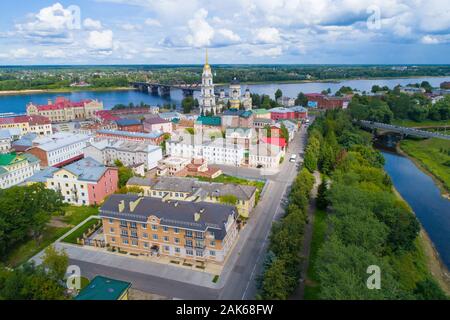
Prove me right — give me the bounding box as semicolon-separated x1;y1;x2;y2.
0;0;449;65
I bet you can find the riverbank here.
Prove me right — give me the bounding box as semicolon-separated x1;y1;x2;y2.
392;188;450;295
0;86;135;96
397;139;450;199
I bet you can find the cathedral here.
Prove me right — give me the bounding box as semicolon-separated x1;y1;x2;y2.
199;49;252;115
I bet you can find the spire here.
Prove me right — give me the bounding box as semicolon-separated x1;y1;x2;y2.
205;48;209;65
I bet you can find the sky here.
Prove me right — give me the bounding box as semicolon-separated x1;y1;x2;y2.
0;0;449;65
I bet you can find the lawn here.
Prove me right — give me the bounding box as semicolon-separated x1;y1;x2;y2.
392;119;450;128
61;205;99;226
194;174;266;203
4;226;71;268
61;218;101;245
304;209;327;300
400;138;450;192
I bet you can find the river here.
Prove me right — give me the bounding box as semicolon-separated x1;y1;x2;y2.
1;76;450;115
382;150;450;269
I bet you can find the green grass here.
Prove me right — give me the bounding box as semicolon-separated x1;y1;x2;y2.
61;218;100;245
392;119;450;128
4;226;71;267
61;206;99;226
400;138;450;192
304;209;327;300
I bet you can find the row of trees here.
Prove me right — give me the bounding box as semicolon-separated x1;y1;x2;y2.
257;169;315;299
309;110;447;300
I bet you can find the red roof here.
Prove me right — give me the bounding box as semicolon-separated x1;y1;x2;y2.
0;115;50;125
95;110;120;122
262;137;287;148
34;97;93;111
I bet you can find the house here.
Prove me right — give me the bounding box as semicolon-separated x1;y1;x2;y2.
194;116;222;130
143;117;173;134
99;194;239;263
83;140;163;170
0;115;52;136
26;157;118;206
400;86;426;95
249;142;284;169
25;132;90;168
156;156;191;176
0;129;21;153
75;276;131;300
252;108;271;119
26;97;103;122
221;110;253;128
127;176;256;218
276;96;296;107
115;119;143;132
0;153;40;189
95;129;165;145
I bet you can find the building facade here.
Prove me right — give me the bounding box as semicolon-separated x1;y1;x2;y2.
0;115;52;136
99;194;239;263
26;157;118;206
0;153;40;189
84;140;163;170
95;129;165;145
26;97;104;123
26;132;90;167
143;117;173;134
199;50;221;115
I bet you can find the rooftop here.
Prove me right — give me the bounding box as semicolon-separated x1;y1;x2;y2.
115;118;142;126
97;129;164;139
31;133;90;152
144;116;170;125
195;116;221;126
75;276;131;300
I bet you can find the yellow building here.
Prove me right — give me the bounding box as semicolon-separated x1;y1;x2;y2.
0;115;52;136
127;176;256;218
26;97;103;123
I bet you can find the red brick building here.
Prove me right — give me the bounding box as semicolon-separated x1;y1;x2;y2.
305;93;350;110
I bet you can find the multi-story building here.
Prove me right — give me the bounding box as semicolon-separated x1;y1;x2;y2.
0;129;21;153
84;140;163;170
26;97;103;123
127;176;257;218
115;119;143;132
99;194;239;263
0;115;52;136
252;108;271;119
276;96;296;107
221;110;253;129
26;157;118;206
202;138;245;166
0;152;40;189
143;117;173;134
249;142;284;169
270;106;308;121
305;93;350;110
218;78;252;110
26;132;91;167
156;156;191;176
95;129;165;146
199;49;221;115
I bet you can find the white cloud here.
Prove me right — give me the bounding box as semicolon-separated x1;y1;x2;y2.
83;18;102;30
121;23;140;31
251;46;282;57
15;3;79;43
217;29;241;42
185;9;215;47
254;27;281;44
42;49;67;58
11;48;36;59
145;18;162;27
86;30;114;51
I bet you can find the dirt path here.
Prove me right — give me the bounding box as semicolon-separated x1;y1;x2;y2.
48;217;70;228
290;171;321;300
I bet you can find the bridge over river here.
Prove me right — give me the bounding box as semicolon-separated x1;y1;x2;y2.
357;120;450;141
131;81;201;97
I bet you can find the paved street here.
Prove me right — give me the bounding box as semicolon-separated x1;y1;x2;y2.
66;125;309;300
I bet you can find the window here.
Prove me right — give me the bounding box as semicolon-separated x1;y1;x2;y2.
163;236;169;242
143;232;148;239
186;240;193;247
174;228;179;234
175;247;180;253
143;242;149;248
151;225;158;231
152;234;158;240
122;239;129;244
196;251;203;257
131;239;138;246
110;228;115;233
174;238;180;244
131;230;138;238
142;223;147;229
209;250;216;256
162;226;169;232
121;230;128;236
186;249;193;256
164;246;170;252
111;237;116;243
210;240;216;246
185;230;192;237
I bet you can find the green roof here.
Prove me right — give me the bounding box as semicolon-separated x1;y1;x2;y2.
252;108;269;114
75;276;131;300
0;153;19;166
195;116;221;126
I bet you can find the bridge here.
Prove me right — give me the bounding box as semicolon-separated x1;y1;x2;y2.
357;120;450;141
131;81;201;97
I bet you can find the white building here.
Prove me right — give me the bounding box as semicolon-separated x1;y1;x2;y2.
27;132;91;167
199;49;221;115
84;139;163;170
249;142;283;169
0;153;40;189
0;129;21;154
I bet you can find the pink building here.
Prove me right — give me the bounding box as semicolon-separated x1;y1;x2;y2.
270;106;308;121
143;117;173;134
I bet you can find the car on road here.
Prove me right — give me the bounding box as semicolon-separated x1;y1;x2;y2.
289;154;297;162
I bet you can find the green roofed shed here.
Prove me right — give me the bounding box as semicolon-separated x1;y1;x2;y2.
75;276;131;300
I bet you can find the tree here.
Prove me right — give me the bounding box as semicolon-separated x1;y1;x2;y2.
316;180;328;210
275;89;283;100
280;124;289;145
42;246;69;282
114;160;134;188
295;92;308;106
413;278;448;300
181;96;195;114
260;258;292;300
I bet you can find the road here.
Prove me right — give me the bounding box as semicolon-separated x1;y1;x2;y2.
70;125;309;300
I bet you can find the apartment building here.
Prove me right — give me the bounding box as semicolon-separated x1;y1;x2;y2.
0;129;21;153
202;138;245;166
26;132;90;167
0;152;40;189
249;142;284;169
99;194;239;263
95;129;165;146
127;176;257;218
26;157;118;206
143;117;173;134
0;115;52;136
84;140;163;170
221;110;253;129
26;97;103;122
